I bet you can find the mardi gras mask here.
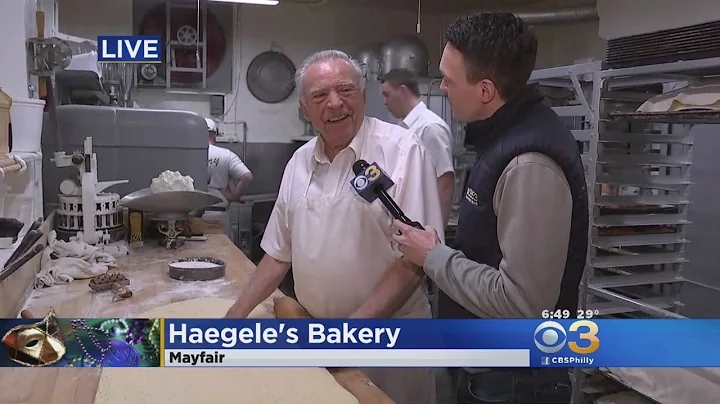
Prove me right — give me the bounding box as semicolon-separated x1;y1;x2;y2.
2;308;66;366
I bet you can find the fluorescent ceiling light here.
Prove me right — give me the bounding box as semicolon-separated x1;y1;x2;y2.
208;0;279;5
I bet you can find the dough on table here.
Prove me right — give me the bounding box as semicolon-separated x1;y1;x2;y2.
139;297;273;318
94;297;359;404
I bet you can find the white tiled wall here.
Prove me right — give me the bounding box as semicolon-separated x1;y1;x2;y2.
0;0;31;99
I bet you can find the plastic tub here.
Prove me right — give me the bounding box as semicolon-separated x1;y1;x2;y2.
10;98;44;153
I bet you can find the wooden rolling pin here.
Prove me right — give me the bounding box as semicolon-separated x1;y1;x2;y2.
273;296;313;319
272;297;394;404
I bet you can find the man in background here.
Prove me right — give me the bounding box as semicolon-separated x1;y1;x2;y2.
204;117;254;237
381;68;455;226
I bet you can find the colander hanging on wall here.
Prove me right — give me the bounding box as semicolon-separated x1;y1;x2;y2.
246;43;296;104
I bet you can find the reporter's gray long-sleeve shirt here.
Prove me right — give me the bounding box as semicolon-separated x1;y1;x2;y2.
424;152;573;319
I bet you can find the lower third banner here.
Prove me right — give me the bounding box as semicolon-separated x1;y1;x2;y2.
5;312;720;368
161;318;720;368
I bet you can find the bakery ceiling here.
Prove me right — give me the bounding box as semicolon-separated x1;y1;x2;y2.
279;0;598;24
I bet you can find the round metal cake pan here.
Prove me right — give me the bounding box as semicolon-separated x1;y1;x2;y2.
168;257;226;281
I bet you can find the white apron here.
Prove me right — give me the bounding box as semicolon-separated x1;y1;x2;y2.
289;173;436;404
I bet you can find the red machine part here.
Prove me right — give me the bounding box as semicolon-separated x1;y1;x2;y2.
138;4;227;85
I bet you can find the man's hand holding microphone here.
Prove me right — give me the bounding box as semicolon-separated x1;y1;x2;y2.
350;159;442;272
392;220;441;271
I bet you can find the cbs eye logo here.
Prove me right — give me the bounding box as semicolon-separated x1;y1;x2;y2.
533;320;600;355
351;165;381;191
352;175;369;190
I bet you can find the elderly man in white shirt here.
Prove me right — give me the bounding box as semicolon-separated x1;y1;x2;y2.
225;50;443;404
381;68;455;226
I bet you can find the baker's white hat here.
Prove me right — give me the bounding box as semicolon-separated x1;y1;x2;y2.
205;117;218;132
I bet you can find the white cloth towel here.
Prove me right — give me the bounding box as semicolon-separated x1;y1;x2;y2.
34;230;118;288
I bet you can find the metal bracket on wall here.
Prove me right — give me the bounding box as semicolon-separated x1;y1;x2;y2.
165;0;208;89
529;61;600;124
569;69;594;123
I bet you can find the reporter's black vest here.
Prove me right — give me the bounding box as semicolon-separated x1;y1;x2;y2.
440;84;589;319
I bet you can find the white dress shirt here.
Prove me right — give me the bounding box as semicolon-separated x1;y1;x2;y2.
261;116;445;263
403;101;454;178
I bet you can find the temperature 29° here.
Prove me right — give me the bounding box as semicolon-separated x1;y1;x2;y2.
541;309;599;319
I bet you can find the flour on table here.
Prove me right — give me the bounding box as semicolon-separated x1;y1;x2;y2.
94;297;359;404
150;170;195;193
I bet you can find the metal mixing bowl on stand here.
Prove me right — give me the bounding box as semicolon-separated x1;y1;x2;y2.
119;188;222;249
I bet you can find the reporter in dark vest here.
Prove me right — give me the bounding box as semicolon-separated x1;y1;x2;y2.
391;12;589;403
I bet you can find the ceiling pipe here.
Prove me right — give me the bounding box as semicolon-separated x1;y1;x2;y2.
513;5;598;25
281;0;328;4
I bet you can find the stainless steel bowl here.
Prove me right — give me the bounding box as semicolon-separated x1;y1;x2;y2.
119;188;222;214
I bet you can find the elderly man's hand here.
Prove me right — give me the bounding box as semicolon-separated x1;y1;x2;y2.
392;220;441;268
224;303;247;319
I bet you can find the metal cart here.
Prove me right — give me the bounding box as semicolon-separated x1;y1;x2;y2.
551;56;720;403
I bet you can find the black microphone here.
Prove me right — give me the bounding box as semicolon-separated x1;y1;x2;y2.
350;159;424;230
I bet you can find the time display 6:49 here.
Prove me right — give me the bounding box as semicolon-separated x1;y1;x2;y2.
541;309;599;319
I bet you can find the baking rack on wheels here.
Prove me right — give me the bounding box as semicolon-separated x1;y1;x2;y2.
529;62;603;404
529;61;601;158
572;56;720;404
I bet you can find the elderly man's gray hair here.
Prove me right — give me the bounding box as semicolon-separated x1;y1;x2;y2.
295;50;365;96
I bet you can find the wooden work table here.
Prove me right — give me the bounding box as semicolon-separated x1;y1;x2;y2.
0;232;391;404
